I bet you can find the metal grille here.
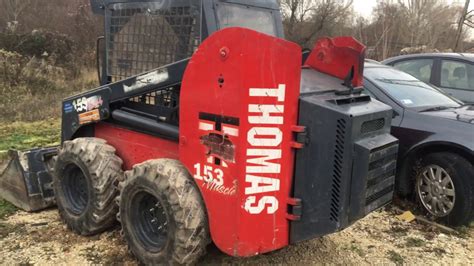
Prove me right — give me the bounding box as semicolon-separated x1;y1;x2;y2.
364;143;398;212
130;88;178;108
128;87;180;123
330;119;346;222
361;118;385;134
106;1;202;81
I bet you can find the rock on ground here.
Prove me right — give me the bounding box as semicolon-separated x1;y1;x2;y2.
0;207;472;265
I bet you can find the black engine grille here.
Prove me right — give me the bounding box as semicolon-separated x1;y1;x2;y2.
361;118;385;134
329;119;347;222
364;143;398;213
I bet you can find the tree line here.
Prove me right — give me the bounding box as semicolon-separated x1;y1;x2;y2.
282;0;473;60
0;0;472;64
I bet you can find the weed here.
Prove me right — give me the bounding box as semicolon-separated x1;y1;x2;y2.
0;222;24;239
405;237;426;247
387;250;404;265
387;225;409;237
430;247;447;256
350;244;365;257
0;199;17;220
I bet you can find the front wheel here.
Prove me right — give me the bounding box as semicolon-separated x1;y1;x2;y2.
117;159;210;264
54;138;123;235
415;152;474;226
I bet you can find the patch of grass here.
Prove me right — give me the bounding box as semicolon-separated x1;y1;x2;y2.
0;119;60;153
0;222;24;239
405;237;426;247
430;247;447;257
0;199;17;220
387;250;404;265
386;225;409;237
350;243;365;257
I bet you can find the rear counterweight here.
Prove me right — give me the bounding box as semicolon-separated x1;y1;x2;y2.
290;70;398;243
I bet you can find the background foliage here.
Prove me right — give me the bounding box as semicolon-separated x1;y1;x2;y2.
0;0;472;123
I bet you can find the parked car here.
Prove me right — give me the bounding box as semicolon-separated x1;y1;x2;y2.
382;53;474;103
363;62;474;226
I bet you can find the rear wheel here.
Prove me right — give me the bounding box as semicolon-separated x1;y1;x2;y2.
54;138;123;235
117;159;209;264
415;152;474;226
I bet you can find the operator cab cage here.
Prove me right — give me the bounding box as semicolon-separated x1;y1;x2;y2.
91;0;284;83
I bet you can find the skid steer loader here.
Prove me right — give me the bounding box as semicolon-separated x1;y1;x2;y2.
0;0;399;264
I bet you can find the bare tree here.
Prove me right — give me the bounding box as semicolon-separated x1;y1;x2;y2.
1;0;31;32
281;0;354;48
454;0;471;51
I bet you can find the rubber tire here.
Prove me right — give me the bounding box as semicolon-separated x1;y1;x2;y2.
54;138;123;235
117;159;210;265
415;152;474;226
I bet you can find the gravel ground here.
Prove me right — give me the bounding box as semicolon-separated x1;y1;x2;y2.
0;206;472;265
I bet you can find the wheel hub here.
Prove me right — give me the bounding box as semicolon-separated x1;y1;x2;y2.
416;165;455;217
62;164;89;215
132;191;169;252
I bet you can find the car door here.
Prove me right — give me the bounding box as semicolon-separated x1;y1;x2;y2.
436;59;474;103
391;58;435;84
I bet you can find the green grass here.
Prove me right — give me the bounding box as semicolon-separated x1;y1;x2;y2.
0;119;60;159
387;250;404;265
0;199;17;220
405;237;426;247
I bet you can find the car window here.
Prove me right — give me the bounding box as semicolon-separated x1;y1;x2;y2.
365;67;461;109
393;59;433;83
440;60;474;91
361;87;377;98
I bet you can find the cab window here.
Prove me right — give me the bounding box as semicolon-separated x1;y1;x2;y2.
440;60;474;91
216;3;276;36
393;59;433;83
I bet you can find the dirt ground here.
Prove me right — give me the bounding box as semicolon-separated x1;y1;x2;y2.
0;206;472;265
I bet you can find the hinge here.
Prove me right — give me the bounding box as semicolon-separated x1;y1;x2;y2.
291;125;307;149
286;197;302;221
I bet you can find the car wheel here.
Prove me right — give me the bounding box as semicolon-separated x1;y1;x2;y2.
415;152;474;226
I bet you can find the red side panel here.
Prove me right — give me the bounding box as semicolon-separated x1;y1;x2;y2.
305;36;366;87
180;28;301;256
95;123;179;170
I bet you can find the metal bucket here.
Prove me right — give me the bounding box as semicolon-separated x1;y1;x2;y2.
0;147;58;211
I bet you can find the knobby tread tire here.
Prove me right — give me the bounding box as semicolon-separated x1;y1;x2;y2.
54;137;123;235
117;159;210;265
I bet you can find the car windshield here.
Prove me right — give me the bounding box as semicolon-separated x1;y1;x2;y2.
365;67;461;110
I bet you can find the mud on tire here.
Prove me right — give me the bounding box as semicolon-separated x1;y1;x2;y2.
117;159;210;265
54;138;123;235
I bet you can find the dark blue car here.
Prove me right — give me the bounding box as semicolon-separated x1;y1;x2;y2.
363;62;474;226
382;53;474;103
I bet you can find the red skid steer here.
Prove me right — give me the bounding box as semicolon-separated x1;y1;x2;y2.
0;0;399;264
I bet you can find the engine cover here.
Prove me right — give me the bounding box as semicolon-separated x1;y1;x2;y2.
290;69;398;243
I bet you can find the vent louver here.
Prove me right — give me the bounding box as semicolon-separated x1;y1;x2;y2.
361;118;385;134
330;119;346;222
